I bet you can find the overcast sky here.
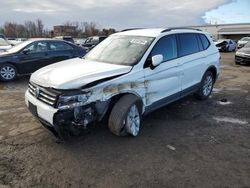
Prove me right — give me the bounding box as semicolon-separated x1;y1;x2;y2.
0;0;249;29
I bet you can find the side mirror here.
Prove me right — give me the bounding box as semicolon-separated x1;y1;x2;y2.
22;49;30;54
151;54;163;67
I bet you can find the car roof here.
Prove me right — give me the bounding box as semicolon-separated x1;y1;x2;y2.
114;28;205;37
28;38;72;42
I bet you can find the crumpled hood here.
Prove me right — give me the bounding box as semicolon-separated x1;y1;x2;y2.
30;58;132;89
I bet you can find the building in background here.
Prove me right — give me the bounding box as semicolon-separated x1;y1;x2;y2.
192;23;250;41
53;25;76;37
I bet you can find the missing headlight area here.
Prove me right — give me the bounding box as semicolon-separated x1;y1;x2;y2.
52;99;110;139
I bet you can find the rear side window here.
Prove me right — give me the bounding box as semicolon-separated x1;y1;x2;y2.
199;34;210;50
49;41;73;51
151;35;177;62
178;33;199;56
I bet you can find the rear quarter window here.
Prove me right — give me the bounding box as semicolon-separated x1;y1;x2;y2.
178;33;200;57
199;34;210;50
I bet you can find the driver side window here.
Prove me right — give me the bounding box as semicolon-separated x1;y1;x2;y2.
151;35;177;62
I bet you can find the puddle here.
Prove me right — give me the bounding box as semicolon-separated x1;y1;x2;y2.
213;117;249;125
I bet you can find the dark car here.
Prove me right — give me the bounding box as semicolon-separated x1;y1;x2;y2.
0;34;7;40
235;41;250;65
215;39;236;52
82;36;107;52
0;39;86;81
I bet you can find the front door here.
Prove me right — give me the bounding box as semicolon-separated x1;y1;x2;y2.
143;34;181;110
19;41;50;74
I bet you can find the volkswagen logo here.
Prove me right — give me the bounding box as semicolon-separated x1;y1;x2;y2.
35;87;40;98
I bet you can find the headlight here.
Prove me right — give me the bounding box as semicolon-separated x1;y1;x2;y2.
57;92;91;110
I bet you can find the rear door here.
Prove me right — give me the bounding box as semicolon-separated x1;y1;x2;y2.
47;41;75;64
177;33;206;94
143;34;182;109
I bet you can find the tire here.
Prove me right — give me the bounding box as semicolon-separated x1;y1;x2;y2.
0;64;17;81
196;71;214;100
108;94;141;137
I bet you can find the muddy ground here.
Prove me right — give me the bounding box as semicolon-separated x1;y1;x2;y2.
0;52;249;188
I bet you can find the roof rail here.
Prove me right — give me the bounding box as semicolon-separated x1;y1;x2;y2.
161;27;202;33
120;28;145;32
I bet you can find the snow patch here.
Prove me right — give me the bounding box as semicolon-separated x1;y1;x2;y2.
213;117;249;125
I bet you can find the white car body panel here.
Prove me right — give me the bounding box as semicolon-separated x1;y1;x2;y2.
30;58;132;89
25;91;58;124
25;28;220;128
143;58;181;105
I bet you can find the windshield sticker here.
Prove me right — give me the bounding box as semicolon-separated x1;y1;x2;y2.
130;39;148;45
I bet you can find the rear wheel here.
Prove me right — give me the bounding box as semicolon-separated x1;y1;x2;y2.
108;94;141;137
196;71;214;100
0;64;17;81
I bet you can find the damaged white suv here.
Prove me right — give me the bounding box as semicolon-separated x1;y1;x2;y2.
25;28;220;140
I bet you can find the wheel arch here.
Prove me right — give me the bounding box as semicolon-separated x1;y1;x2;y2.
0;62;19;73
101;92;144;122
205;65;217;82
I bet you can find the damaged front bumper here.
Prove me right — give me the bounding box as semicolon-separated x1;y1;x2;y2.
25;90;107;140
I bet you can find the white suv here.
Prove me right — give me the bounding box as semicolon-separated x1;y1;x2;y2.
25;28;220;140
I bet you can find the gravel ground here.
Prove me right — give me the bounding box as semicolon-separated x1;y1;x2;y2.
0;52;249;188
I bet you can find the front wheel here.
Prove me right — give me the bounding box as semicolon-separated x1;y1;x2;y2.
196;71;214;100
0;64;17;81
108;94;141;137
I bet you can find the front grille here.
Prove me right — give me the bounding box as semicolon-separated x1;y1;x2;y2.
28;82;58;107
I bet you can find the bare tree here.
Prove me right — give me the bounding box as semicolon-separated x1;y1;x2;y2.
1;19;116;38
3;22;17;38
36;19;44;37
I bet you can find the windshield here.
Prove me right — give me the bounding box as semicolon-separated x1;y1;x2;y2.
6;40;32;53
84;35;154;65
241;37;250;41
244;41;250;47
0;38;10;46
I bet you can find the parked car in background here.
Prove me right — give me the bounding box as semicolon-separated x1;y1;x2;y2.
235;41;250;65
0;39;86;81
0;34;7;40
7;38;24;46
54;36;75;44
82;36;107;52
0;38;13;53
74;38;87;46
25;28;220;140
237;37;250;49
215;39;236;52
